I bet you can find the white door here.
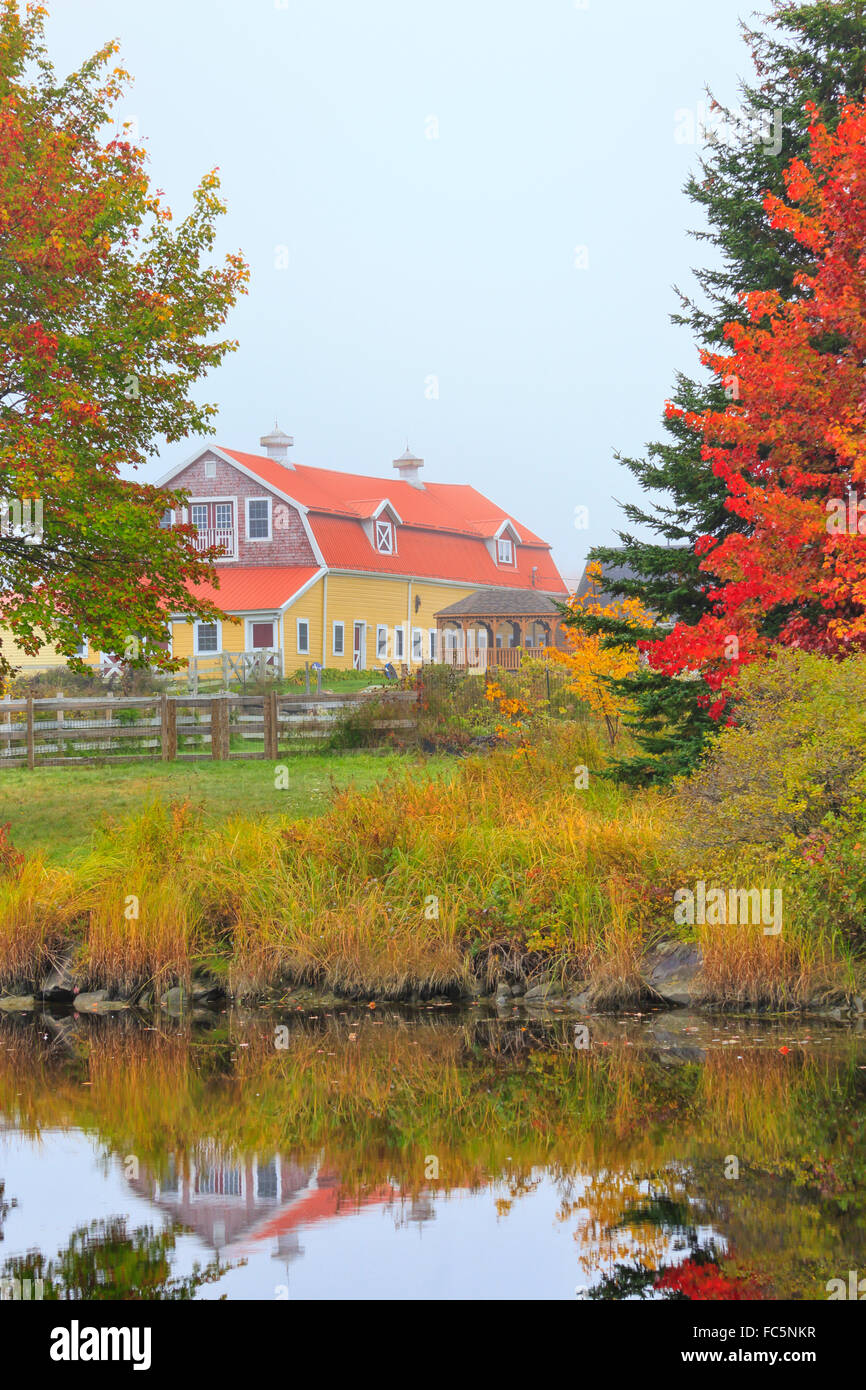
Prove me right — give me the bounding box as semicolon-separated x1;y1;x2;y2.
353;621;366;670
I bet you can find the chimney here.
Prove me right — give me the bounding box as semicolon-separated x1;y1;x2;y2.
393;447;424;489
260;423;295;467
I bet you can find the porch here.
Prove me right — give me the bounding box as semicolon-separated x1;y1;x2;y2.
433;586;568;670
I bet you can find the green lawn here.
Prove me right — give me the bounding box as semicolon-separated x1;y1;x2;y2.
0;753;447;863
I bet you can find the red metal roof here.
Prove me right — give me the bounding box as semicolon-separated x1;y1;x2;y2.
311;515;563;589
218;449;565;592
183;566;319;611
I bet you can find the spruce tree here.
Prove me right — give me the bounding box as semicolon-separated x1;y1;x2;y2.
572;0;866;785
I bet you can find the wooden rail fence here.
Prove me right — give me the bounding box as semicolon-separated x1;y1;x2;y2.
0;691;418;769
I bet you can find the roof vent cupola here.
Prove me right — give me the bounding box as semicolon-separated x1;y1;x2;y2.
260;423;295;467
393;447;424;489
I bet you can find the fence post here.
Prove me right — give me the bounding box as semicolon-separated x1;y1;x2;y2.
222;652;229;688
1;693;10;754
25;695;35;769
304;661;310;695
264;689;278;759
55;690;64;733
160;693;178;762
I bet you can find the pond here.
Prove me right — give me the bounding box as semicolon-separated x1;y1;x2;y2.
0;1003;864;1300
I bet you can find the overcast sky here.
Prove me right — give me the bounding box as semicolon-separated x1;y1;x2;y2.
47;0;761;582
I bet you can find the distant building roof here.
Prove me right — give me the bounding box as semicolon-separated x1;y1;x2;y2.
435;586;565;618
574;562;639;608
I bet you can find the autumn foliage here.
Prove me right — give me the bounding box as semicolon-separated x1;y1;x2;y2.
548;563;653;744
0;2;248;675
649;94;866;710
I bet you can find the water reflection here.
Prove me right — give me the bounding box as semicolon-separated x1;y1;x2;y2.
0;1006;864;1299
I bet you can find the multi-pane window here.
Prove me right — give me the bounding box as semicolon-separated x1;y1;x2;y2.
196;622;219;654
376;520;394;554
333;622;345;656
247;498;270;540
191;503;208;532
497;537;513;564
214;502;233;531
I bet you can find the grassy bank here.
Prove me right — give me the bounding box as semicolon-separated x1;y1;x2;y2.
0;724;670;998
0;753;448;864
0;652;862;1007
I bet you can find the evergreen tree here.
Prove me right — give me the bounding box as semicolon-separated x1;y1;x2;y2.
572;1;866;785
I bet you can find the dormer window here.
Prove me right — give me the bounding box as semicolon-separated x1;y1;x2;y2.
497;536;514;564
376;519;394;554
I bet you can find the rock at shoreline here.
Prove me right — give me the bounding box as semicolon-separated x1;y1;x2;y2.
0;995;36;1011
643;941;703;1006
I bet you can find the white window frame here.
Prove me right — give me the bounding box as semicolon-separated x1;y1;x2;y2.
190;502;209;532
246;496;272;542
428;629;437;662
497;536;514;564
332;621;345;657
394;625;405;659
245;617;277;650
375;519;395;554
296;618;310;655
204;458;217;479
412;627;423;660
376;624;388;660
194;620;222;655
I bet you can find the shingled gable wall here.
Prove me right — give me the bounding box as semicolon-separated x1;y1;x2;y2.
168;450;317;566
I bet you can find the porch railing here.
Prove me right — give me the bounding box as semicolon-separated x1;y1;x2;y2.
192;527;236;558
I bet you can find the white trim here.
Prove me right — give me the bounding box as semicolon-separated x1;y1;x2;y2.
186;494;239;562
245;616;278;649
375;517;396;555
497;536;514;565
370;498;403;524
296;617;310;655
412;626;424;660
428;628;437;661
332;620;345;657
376;624;388;661
321;566;566;596
278;568;327;612
194;619;222;655
245;495;273;542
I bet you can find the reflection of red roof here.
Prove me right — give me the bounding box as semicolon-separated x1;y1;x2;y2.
219;450;565;592
183;566;319;611
250;1182;396;1241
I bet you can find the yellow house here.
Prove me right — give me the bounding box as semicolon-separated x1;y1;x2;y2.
156;429;567;675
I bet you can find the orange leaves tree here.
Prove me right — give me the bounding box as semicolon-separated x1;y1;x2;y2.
650;95;866;713
0;2;248;676
547;563;653;745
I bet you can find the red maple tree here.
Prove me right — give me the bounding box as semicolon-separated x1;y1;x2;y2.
647;94;866;712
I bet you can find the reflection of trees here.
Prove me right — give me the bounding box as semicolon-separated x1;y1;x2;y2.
1;1218;231;1300
0;1179;10;1242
